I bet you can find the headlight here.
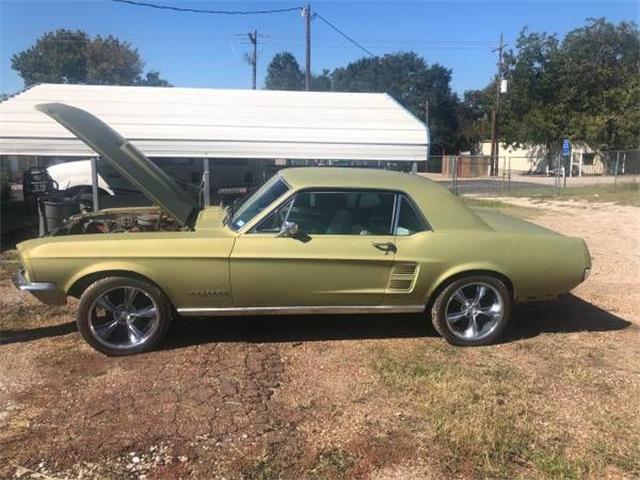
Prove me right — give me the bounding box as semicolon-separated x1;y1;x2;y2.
582;268;591;282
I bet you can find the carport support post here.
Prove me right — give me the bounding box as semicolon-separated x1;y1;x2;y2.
91;156;100;212
203;158;211;207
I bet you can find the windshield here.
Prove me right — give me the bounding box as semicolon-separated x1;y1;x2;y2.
230;175;289;230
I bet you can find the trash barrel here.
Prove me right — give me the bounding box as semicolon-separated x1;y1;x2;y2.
39;197;80;236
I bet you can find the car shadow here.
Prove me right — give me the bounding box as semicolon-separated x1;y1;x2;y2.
503;294;633;342
0;321;77;346
162;294;633;351
1;294;632;350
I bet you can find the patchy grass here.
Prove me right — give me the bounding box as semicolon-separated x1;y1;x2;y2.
509;181;640;206
372;341;640;479
556;182;640;206
241;458;283;480
463;197;543;218
310;448;355;479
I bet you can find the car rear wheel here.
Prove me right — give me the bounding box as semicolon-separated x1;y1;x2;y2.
76;276;172;356
431;275;511;346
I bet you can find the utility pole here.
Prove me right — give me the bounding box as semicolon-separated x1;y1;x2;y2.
248;29;258;89
303;4;311;91
490;33;504;176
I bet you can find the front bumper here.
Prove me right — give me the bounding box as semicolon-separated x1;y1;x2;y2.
12;269;66;305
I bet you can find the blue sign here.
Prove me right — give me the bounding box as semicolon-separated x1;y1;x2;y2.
562;139;571;156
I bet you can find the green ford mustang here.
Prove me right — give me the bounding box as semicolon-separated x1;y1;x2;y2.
13;103;592;356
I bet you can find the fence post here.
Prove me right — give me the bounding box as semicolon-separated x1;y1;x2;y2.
507;156;511;197
501;157;505;197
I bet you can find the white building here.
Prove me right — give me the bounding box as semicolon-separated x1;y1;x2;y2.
479;140;606;175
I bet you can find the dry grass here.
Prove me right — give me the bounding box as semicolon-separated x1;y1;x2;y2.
372;334;640;479
462;197;545;218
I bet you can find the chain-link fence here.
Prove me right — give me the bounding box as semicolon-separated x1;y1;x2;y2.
426;151;639;198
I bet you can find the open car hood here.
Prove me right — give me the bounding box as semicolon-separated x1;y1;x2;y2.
36;103;199;227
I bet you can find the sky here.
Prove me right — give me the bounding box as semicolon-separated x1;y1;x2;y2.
1;0;638;96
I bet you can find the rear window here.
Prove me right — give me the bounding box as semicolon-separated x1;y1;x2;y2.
395;195;428;235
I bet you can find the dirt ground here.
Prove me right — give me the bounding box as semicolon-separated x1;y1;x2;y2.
1;198;639;480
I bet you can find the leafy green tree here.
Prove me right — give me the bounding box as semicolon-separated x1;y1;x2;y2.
332;52;461;154
85;35;144;85
11;29;171;87
456;87;493;150
311;69;332;91
476;19;640;152
499;29;562;149
11;29;90;86
556;18;639;149
264;52;304;90
137;70;173;87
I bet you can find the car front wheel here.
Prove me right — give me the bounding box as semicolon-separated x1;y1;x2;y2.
431;275;511;346
76;276;172;356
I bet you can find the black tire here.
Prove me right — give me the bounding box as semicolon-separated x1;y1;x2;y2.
76;276;172;356
431;275;511;346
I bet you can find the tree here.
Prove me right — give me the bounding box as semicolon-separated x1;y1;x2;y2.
556;19;639;149
456;87;493;150
332;52;461;154
11;29;171;87
499;28;562;149
137;70;172;87
474;19;640;152
85;35;144;85
264;52;304;90
11;30;90;86
311;69;332;91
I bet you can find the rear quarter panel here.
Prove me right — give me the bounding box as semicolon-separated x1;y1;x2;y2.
393;229;587;305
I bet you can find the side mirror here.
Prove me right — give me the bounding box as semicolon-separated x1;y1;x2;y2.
277;221;299;238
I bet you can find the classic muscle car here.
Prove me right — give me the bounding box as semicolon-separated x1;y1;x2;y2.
13;103;591;356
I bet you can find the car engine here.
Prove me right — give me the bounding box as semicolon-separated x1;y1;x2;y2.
52;209;182;236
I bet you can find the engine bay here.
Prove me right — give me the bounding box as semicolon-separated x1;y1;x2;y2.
52;209;183;236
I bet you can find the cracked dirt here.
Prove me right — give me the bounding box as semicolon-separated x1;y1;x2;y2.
1;198;639;479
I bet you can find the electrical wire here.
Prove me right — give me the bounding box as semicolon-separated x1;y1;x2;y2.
312;11;377;58
112;0;302;15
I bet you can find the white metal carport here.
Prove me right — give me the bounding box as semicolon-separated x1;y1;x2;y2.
0;84;428;160
1;84;429;207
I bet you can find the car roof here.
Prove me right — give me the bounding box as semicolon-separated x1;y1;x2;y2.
279;167;438;192
277;167;489;231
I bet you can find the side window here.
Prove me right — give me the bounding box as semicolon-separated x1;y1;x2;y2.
395;195;428;236
252;199;292;233
258;190;393;236
289;191;395;235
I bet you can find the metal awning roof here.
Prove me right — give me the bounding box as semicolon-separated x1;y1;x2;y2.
0;84;428;161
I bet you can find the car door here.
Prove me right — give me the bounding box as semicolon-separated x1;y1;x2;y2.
384;193;434;306
230;189;398;308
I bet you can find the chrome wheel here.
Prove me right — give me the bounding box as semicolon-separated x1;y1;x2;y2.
445;282;504;341
88;286;159;350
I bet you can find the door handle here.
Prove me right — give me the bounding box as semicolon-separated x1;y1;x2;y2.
371;242;397;254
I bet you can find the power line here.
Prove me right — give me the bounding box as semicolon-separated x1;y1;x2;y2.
112;0;302;15
313;11;376;58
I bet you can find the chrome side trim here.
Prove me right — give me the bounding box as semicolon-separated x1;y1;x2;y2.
12;270;56;292
177;305;425;317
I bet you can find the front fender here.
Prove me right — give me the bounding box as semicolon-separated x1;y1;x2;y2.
64;261;166;296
